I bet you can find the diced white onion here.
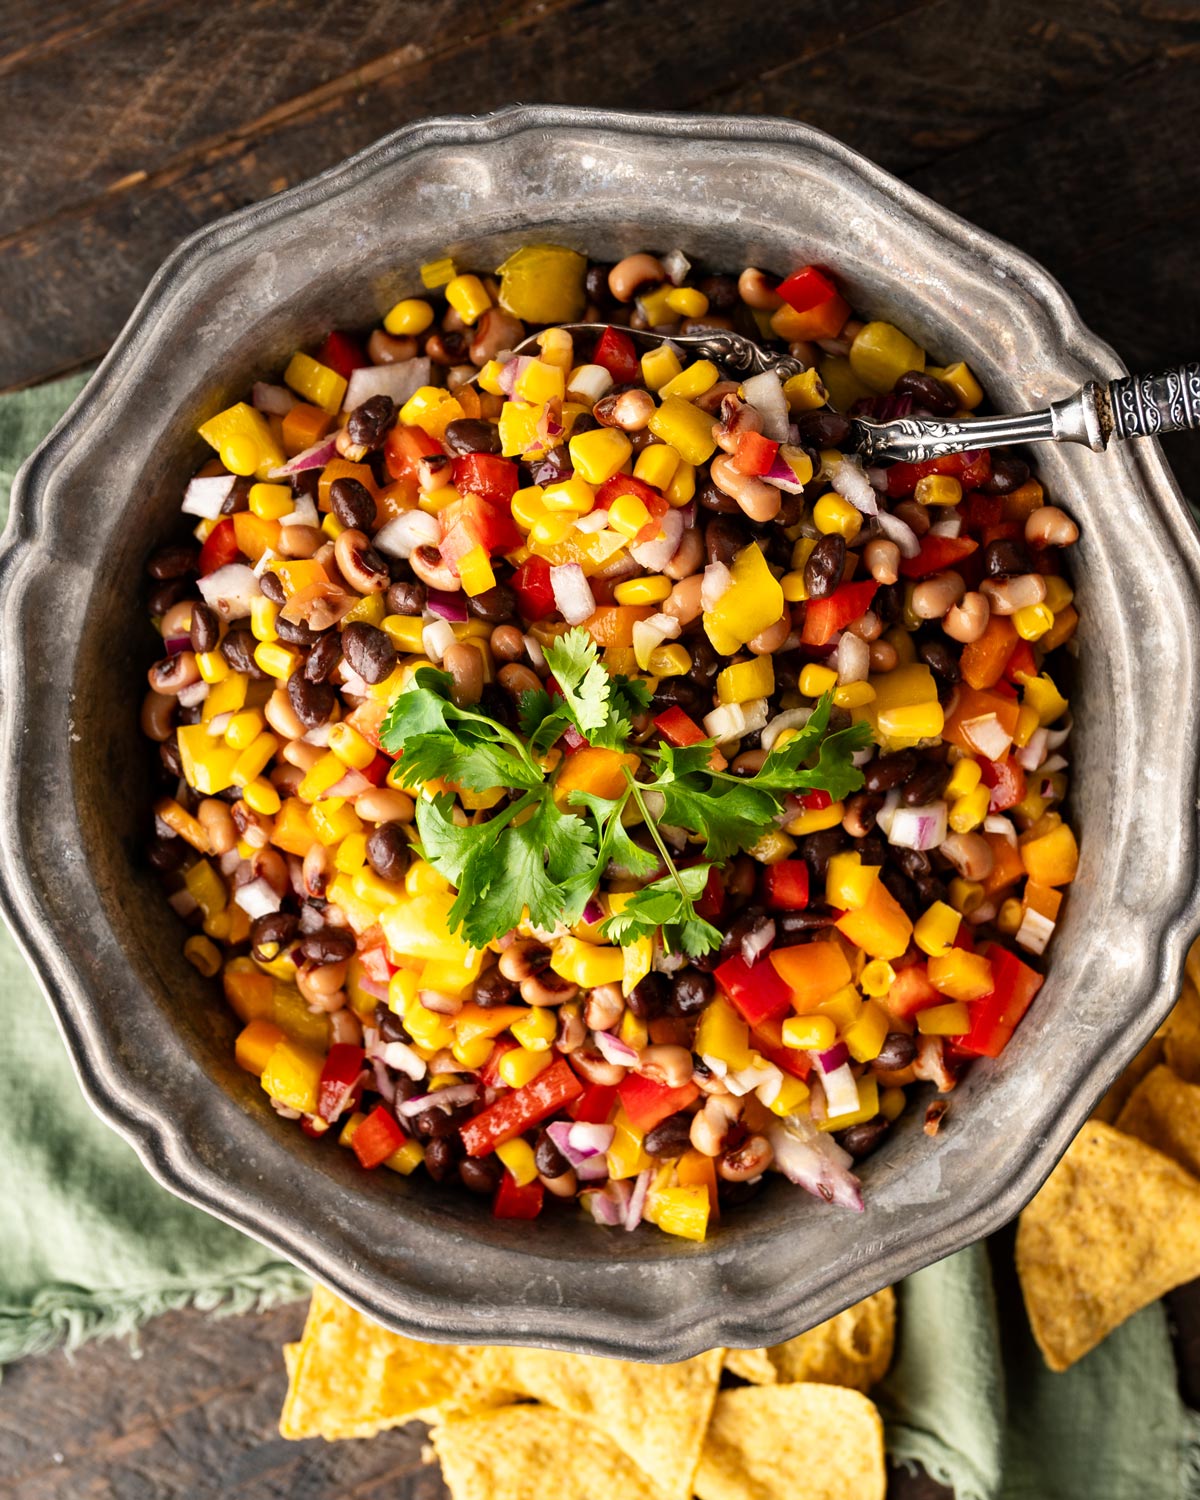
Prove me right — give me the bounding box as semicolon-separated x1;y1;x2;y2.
344;357;431;413
821;1063;862;1119
703;702;748;743
1042;753;1068;775
877;509;922;559
182;474;237;519
983;814;1018;845
234;877;282;920
761;707;813;752
176;680;209;708
875;788;902;837
830;458;878;516
929;512;962;538
252;548;278;577
662;248;692;286
726;1059;783;1098
740;698;770;734
377;1040;426;1080
1016;728;1049;772
837;632;870;684
632;612;680;670
888;801;948;851
205;711;233;737
1016;908;1056;956
422;619;456;662
280;493;319;529
168;888;199;917
962;713;1013;761
1046;717;1072;749
550;563;596;626
523;633;546;670
629;507;684;571
197;563;261;620
373;509;440;559
566;364;614;405
700;561;732;612
741;371;790;442
574;507;610;534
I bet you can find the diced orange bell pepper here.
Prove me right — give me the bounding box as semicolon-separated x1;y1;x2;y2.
1040;605;1078;653
1020;822;1079;887
942;685;1021;759
271;797;318;857
835;878;913;961
224;965;275;1022
235;1019;286;1075
232;510;281;563
584;605;655;649
281;402;334;457
269;558;329;597
375;479;419;524
555;747;640;802
318;458;379;510
960;615;1018;691
770;939;853;1013
677;1149;720;1218
1002;481;1045;523
980;833;1027;898
927;949;995;1001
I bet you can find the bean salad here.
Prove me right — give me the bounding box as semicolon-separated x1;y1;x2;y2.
141;243;1080;1239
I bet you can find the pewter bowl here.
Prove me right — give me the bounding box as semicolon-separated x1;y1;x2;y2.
2;107;1199;1361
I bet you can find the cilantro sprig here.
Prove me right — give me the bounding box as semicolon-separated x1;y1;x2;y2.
379;629;871;957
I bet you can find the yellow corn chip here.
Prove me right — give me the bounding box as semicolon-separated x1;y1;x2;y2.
765;1288;895;1391
1116;1063;1200;1177
505;1344;723;1500
694;1386;886;1500
433;1405;663;1500
1091;1031;1165;1123
1016;1119;1200;1371
1163;945;1200;1083
723;1347;778;1384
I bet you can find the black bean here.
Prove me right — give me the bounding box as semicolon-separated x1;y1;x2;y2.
258;570;286;605
305;631;342;683
644;1112;695;1157
220;478;251;514
982;539;1030;578
341;621;398;685
287;670;336;728
881;867;918;917
443;418;502;456
650;678;705;716
774;910;837;944
385;580;427;617
424;1135;462;1183
794;410;852;448
901;759;950;807
329;476;377;531
719;1176;765;1207
705;514;750;567
875;1032;917;1071
346;395;395;453
982;456;1030;496
275;614;321;647
893;370;958;417
460;1155;503;1194
627;973;670;1021
687;632;720;686
863;751;916;794
873;582;902;626
466;584;517;623
918;639;960;685
798;826;847;880
147;544;199;580
855;829;887;865
220;627;266;679
670;970;715;1017
719;907;773;962
299;927;356;964
698;479;739;515
251;911;298;960
472;967;519;1008
535;1131;570;1178
159;735;183;778
892;847;931;881
187;602;219;654
698;273;739;312
803;534;846;600
837;1118;889;1159
415;1103;472;1142
147;835;186;873
374;1002;412;1044
366;822;409;885
148;578;193;615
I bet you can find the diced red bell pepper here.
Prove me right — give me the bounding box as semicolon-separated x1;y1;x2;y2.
761;860;810;911
451;452;519;510
384;424;444;483
460;1058;584;1157
1004;639;1037;685
480;1035;518;1089
317;1043;366;1122
512;555;557;621
592;326;641;385
359;751;394;787
881;963;942;1021
351;1104;405;1169
316;330;368;380
898;534;979;581
653;705;707;748
887;451;992;499
569;1082;618;1125
775;266;851;341
979;757;1026;812
561;724;587;753
617;1073;700;1134
752;1020;814;1082
801;580;878;647
952;943;1043;1058
493;1171;544;1219
715;953;795;1026
732;430;779;477
594;474;669;545
198;516;239;576
440;492;522;567
695;866;726;922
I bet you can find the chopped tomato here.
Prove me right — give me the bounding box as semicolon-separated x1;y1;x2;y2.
479;1036;518;1089
493;1171;544;1219
198;516;239;575
591;326;641;384
887;451;991;499
317;1044;365;1122
715;953;795;1026
617;1073;700;1133
653;706;707;747
732;430;779;477
898;535;978;580
801;580;878;647
359;751;394;787
1004;639;1038;684
316;330;368;379
439;492;522;568
979;757;1025;812
774;266;850;341
451;452;519;510
384;424;443;483
799;789;833;811
594;474;668;544
761;860;810;911
512;556;557;620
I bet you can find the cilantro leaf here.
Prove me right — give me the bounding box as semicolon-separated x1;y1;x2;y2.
601;865;722;958
543;630;612;738
741;695;872;799
396;732;541;794
379;678;456;751
569;790;659;881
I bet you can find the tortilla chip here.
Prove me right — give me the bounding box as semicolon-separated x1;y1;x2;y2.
723;1347;778;1384
765;1288;895;1391
1091;1031;1165;1123
1163;950;1200;1083
1016;1119;1200;1371
433;1405;662;1500
694;1386;886;1500
1116;1064;1200;1177
505;1344;723;1500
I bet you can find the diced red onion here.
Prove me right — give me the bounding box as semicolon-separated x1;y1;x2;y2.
741;918;775;967
338;662;370;698
418;989;463;1017
373;509;440;560
371;1058;397;1106
252;381;297;416
268;436;338;477
355;974;390;1003
1042;753;1068;775
547;1120;615;1167
218;848;243;878
630;507;684;571
197;563;261;620
983;814;1018;845
182;473;237;519
326;769;371;800
426;589;469;623
962;713;1013;761
234;876;282;921
1046;718;1072;750
661;249;691;286
625;1168;652;1230
164;634;190;657
741;371;790;442
1016;728;1049;772
422;619;456;663
595;1031;640;1068
523;633;546;670
582;897;605;926
551;563;596;626
345;357;431;413
762;445;815;495
168;887;199;918
676;500;697;529
498;355;534;396
700;561;732;612
816;1041;850;1073
397;1082;477;1117
837;631;870;685
302;722;334;747
877;510;921;559
176;680;209;709
830;459;878;516
766;1118;863;1211
850;393;913;423
888;802;948;851
575;1154;610;1183
584;1179;631;1224
371;1039;426;1081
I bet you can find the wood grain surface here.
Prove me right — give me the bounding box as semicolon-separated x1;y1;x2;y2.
0;2;1196;1496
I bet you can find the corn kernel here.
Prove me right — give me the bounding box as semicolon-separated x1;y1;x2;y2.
647;397;718;466
844;1000;889;1063
248;482;294;520
419;256;456;289
785;801;845;836
783;367;829;412
249;595;279;643
948;878;987;916
498;1047;553;1090
746;829;796;864
183;934;222;977
253;640;301;680
510;484;548;530
665;286;709;318
767;1076;812;1117
457;544;497;597
197;403;285;479
945;757;982;799
665;459;696;507
631;443;680;492
614;575;672;606
782;1014;837;1051
384;1139;426;1175
231;732;279;787
813;492;863;540
511;1007;557;1052
321;512;346;541
949;785;991;833
833;681;876;709
542;476;598;514
917;1001;971;1036
717;656;775;704
781;571;809;604
195;650;229;684
383;297;434;336
444;274;491;325
658;360;719;401
334;832;367;874
876;702;945;741
242;777;280;816
529;512;576;549
914;901;961;957
800;664;839;697
914;474;963;507
647;644;691;678
859;959;895;998
849;321;925;393
405;1003;457;1051
607;493;652;539
297;750;347;803
930;361;984;410
492;1136;538;1186
569;428;632;485
996;897;1023;935
224;709;265;750
1023;673;1069;726
405;859;451;897
1013;603;1054;641
283;352;347;414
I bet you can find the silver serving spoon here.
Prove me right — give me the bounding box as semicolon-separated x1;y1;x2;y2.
503;322;1200;464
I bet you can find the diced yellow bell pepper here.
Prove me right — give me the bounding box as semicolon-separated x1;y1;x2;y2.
1023;673;1069;725
716;655;774;705
235;1019;286;1075
607;1106;652;1180
767;1075;812;1118
694;996;753;1070
703;543;785;655
272;986;331;1051
381;891;478;967
648;395;718;466
399;386;466;443
641;345;683;392
1020;821;1079;887
384;1139;426;1175
495;244;586;324
283;352;347;414
658;360;719;401
498;401;544;459
783;367;829;412
825;852;880;912
420;256;456;289
917;1001;972;1036
260;1039;325;1114
510;1006;557;1053
184;858;226;920
621;935;653;996
816;1075;880;1133
176;724;241;795
844;1000;890;1063
835;879;913;961
849;322;925;393
496;1137;540;1186
927;949;995;1001
457;544;497;597
515;358;565;406
645;1184;709;1241
914;901;961;957
569;427;632;484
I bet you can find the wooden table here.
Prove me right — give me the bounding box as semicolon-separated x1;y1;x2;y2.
2;2;1198;1495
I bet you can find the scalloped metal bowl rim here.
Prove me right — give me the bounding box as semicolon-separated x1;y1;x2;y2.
3;106;1200;1361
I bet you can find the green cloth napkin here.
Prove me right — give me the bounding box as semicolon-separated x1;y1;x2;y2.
2;377;1198;1498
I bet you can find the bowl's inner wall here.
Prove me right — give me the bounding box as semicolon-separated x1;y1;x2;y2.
16;119;1196;1350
